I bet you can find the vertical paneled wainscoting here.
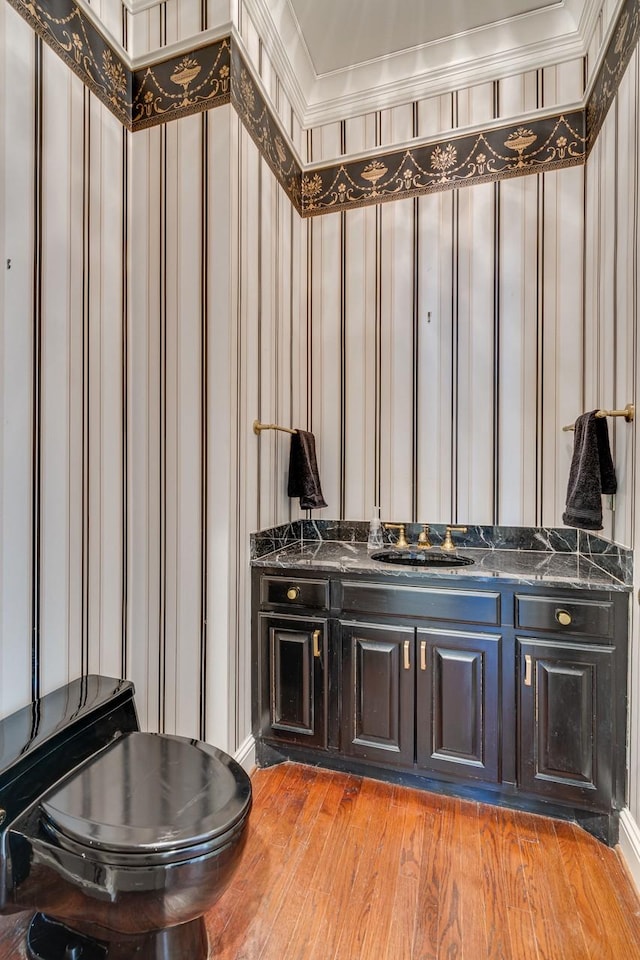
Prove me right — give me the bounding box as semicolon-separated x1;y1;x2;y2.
129;105;306;753
0;3;128;716
584;48;640;881
0;3;307;756
304;165;584;530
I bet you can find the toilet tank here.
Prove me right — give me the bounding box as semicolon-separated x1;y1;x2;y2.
0;676;139;828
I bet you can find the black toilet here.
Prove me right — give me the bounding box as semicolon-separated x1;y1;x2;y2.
0;675;252;959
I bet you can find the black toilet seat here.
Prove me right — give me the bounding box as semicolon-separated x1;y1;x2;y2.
41;732;251;861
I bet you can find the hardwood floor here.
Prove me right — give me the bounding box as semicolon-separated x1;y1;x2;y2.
1;762;640;958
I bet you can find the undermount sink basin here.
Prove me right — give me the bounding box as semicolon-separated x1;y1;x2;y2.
371;550;474;568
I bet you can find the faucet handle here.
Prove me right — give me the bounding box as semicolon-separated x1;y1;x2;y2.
384;523;408;549
417;524;431;549
442;525;468;551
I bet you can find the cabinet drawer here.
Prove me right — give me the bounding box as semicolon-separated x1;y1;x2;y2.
339;581;500;626
261;576;329;610
515;595;613;639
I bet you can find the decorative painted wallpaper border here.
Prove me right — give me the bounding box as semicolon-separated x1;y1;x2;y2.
4;0;639;214
230;43;302;212
132;39;231;131
301;112;586;216
6;0;131;127
587;0;640;145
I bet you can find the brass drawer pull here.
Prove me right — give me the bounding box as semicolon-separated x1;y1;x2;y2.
420;640;427;671
555;609;572;626
287;586;300;601
524;654;532;687
312;629;321;658
404;640;411;671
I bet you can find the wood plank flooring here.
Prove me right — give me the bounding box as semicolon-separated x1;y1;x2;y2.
0;762;639;958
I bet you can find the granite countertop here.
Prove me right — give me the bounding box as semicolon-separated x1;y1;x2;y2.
250;522;632;592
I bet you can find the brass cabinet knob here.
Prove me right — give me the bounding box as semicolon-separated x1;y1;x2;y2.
555;609;572;626
287;586;300;601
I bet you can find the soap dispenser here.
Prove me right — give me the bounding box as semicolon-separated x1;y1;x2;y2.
367;506;383;550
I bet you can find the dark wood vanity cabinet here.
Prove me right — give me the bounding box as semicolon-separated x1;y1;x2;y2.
340;621;501;782
258;613;328;748
514;591;623;814
416;628;501;782
341;622;415;766
253;567;629;842
517;639;614;808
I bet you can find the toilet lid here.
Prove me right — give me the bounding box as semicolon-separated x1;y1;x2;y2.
41;732;251;853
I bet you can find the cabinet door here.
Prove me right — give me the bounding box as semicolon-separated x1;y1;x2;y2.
416;629;501;782
341;622;414;766
518;639;614;810
260;614;327;748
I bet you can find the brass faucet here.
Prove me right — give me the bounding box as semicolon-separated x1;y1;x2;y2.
384;523;408;549
417;524;432;549
441;525;468;551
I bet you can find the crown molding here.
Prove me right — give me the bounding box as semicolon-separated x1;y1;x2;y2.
584;0;629;100
248;0;588;128
116;0;618;128
305;33;587;128
131;23;233;69
121;0;159;13
240;0;312;122
75;0;128;59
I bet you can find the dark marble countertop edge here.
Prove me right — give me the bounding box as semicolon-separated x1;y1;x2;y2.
249;521;633;590
250;543;631;592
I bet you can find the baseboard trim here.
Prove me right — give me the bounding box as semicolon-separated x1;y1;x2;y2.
234;734;256;775
619;808;640;894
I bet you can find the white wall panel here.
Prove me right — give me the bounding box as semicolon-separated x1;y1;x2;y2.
206;105;236;752
66;63;86;685
542;59;585;107
308;210;341;519
257;158;278;526
0;6;34;713
40;47;78;692
416;94;453;139
497;176;539;526
129;125;162;732
343;206;377;520
168;114;203;738
274;182;294;518
416;191;454;524
457;82;495;128
86;101;124;679
614;54;638;548
310;122;342;164
618;52;640;833
456;181;496;523
344;114;377;155
540;166;584;527
379;196;415;521
498;72;538;118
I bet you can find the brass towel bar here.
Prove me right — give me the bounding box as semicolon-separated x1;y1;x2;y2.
253;419;297;436
562;403;635;432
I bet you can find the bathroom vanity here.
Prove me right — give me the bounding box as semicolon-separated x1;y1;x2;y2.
251;522;631;844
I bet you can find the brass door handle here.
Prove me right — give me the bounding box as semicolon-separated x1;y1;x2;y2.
287;586;300;601
555;609;572;626
420;640;427;671
403;640;411;670
524;654;532;687
312;629;321;658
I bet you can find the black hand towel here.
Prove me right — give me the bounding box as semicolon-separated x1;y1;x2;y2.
562;411;617;531
287;430;328;510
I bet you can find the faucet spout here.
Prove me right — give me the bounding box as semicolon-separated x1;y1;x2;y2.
384;523;408;549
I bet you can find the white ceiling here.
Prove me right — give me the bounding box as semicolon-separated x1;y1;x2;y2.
287;0;565;76
246;0;605;125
